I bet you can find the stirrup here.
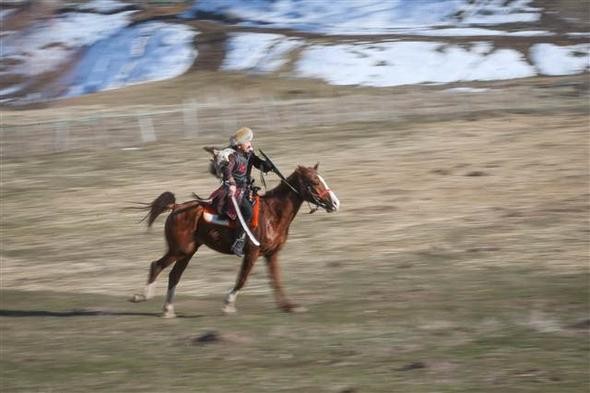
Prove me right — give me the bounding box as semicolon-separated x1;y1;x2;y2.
231;237;245;257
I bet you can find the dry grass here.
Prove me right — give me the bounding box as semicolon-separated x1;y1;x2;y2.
1;72;589;392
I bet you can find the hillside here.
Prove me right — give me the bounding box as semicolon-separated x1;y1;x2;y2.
1;0;588;106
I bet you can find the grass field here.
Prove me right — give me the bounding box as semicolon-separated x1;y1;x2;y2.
1;71;589;392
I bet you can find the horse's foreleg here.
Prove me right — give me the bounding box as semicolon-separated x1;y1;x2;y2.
130;253;176;303
266;253;306;313
162;251;196;318
223;250;260;314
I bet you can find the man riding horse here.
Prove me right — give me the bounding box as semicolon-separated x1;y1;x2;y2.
132;133;340;315
209;127;272;256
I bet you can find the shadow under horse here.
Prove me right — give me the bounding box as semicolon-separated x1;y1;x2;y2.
131;164;340;317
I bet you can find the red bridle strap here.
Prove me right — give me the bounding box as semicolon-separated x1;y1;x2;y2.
318;188;331;198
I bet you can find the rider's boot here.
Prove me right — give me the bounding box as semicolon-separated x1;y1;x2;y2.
231;230;246;257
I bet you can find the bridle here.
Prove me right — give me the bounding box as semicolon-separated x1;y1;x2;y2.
258;149;333;213
305;184;333;213
272;176;330;214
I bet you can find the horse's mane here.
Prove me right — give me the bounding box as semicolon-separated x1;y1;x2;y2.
262;168;304;200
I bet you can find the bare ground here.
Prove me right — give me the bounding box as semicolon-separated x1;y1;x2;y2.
1;73;589;392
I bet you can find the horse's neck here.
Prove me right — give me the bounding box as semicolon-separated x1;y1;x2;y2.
262;182;303;227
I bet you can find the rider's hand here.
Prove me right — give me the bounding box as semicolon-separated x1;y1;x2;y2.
229;185;237;197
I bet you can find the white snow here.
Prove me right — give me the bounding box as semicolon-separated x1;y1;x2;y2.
0;85;24;97
463;49;535;81
530;43;590;76
0;11;135;77
295;41;536;87
455;0;541;25
65;22;198;97
1;6;198;100
0;8;17;20
506;30;554;37
184;0;541;35
3;0;588;101
400;27;553;37
78;0;134;13
222;33;302;73
445;87;490;93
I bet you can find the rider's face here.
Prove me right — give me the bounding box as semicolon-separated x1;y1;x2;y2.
237;141;253;153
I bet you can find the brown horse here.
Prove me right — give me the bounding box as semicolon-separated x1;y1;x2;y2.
131;164;340;317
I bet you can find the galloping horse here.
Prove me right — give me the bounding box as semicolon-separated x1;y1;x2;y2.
131;163;340;317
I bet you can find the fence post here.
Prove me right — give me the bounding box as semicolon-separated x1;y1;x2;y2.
54;114;70;152
183;98;199;137
138;112;157;143
264;95;278;131
218;89;238;133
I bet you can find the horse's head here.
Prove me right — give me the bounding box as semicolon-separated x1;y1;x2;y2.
293;163;340;213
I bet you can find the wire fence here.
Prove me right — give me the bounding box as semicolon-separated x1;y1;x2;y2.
1;94;398;158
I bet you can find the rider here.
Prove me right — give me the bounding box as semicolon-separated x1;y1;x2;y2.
223;127;272;256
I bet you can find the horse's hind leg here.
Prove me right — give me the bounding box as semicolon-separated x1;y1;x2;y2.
130;252;176;303
162;249;197;318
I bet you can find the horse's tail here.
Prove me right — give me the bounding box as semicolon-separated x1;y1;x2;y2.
140;191;176;227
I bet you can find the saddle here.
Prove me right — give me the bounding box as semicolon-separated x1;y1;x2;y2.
202;195;260;230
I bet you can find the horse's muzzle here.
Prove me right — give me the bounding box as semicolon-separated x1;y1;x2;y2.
326;198;340;213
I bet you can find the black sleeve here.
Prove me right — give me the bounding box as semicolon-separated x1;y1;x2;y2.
251;153;272;173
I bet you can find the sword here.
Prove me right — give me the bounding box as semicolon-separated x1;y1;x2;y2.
229;195;260;247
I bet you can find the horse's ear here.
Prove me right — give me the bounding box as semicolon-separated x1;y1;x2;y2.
313;162;320;170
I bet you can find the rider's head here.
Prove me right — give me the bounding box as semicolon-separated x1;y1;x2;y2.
230;127;254;153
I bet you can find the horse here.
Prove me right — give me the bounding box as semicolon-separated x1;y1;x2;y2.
130;163;340;317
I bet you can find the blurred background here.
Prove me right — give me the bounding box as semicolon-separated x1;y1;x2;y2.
1;1;589;392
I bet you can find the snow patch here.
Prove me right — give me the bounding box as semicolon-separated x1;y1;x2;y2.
445;87;490;93
223;33;302;73
65;22;198;97
78;0;136;13
0;8;17;20
455;0;541;25
0;85;24;97
404;27;553;37
530;43;590;76
184;0;541;35
0;11;134;77
295;41;536;87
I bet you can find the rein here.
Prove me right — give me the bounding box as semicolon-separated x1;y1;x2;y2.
259;149;300;195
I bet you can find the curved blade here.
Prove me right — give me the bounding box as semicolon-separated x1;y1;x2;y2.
230;195;260;247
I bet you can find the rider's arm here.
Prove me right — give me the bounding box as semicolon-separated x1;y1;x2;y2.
223;154;237;186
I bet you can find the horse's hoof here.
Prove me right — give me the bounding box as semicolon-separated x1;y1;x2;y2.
129;294;146;303
162;311;177;319
223;304;237;314
291;305;308;313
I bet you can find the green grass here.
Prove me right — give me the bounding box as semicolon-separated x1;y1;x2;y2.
1;264;588;393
